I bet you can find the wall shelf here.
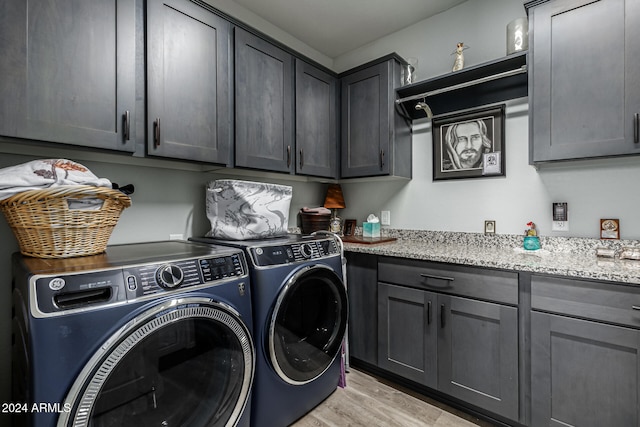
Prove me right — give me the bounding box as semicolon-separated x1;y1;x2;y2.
396;51;527;120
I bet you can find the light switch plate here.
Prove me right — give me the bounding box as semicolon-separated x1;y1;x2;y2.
381;210;391;226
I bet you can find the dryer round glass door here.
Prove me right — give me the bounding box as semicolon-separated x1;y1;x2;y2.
58;297;254;427
269;265;348;385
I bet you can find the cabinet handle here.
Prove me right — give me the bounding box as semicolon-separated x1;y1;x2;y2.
420;273;455;282
287;145;291;167
123;110;130;142
427;301;432;325
299;149;304;169
440;304;445;328
379;149;385;169
154;118;161;147
634;113;639;144
632;305;640;311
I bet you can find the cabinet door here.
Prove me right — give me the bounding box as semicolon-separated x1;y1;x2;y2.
147;0;231;164
530;0;640;161
346;253;378;365
295;59;338;178
1;0;136;151
531;311;640;427
235;27;294;173
438;295;518;421
378;283;437;388
341;62;391;178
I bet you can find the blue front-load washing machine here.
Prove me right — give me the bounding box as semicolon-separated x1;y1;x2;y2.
191;234;348;427
11;241;255;427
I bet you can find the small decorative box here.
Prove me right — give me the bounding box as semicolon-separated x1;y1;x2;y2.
362;222;380;238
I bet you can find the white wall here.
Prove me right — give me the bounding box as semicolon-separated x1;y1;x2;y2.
335;0;640;240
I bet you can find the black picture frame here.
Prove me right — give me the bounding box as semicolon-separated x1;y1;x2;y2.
343;219;357;236
432;104;506;180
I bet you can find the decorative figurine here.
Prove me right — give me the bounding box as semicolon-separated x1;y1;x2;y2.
523;221;541;250
525;221;537;236
451;42;469;72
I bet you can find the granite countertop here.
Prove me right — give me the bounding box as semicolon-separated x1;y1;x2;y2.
341;230;640;285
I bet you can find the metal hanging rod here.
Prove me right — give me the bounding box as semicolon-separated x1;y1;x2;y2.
395;64;528;105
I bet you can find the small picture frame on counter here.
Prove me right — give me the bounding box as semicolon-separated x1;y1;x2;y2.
484;220;496;235
600;218;620;240
343;219;357;237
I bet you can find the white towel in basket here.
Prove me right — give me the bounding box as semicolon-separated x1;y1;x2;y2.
0;159;112;201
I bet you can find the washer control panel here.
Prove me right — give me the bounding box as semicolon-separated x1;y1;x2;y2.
33;253;246;315
127;253;246;297
250;237;339;267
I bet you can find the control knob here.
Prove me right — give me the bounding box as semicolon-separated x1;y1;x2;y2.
156;264;184;289
299;243;313;259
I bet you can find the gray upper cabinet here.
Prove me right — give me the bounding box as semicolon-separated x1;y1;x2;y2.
340;56;412;179
147;0;232;164
235;27;294;173
1;0;136;151
295;59;338;178
527;0;640;162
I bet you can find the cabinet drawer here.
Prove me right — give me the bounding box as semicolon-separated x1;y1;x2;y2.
378;257;518;305
531;275;640;328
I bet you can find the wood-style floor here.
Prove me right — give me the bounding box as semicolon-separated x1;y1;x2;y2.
291;368;496;427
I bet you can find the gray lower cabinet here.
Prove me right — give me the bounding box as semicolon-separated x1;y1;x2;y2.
526;0;640;162
530;274;640;426
340;56;411;178
346;252;378;365
377;258;519;421
147;0;231;164
1;0;136;151
531;312;640;427
377;283;437;388
234;27;294;173
295;59;338;178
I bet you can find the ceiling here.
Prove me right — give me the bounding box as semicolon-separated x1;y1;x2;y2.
229;0;468;58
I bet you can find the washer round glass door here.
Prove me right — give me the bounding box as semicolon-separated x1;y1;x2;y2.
269;265;348;385
58;297;254;427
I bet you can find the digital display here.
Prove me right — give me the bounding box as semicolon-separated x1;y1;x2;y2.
199;255;244;281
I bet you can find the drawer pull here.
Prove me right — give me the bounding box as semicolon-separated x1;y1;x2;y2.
632;305;640;311
427;301;432;325
420;273;455;282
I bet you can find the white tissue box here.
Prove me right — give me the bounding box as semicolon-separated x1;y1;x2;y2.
362;222;380;238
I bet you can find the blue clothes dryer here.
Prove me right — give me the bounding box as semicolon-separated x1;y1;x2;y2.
191;234;348;427
11;241;255;427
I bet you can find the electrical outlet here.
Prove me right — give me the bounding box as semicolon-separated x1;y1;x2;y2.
381;210;391;226
552;221;569;232
169;233;184;240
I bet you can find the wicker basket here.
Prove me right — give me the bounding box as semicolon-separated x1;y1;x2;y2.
0;185;131;258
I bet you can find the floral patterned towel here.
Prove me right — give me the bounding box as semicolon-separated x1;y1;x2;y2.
206;179;292;240
0;159;112;201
